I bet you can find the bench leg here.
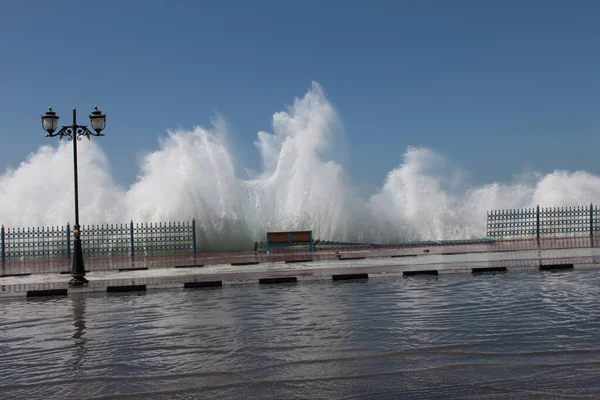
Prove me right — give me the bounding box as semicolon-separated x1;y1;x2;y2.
266;232;270;255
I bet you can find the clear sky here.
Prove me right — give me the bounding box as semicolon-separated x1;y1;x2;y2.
1;0;599;193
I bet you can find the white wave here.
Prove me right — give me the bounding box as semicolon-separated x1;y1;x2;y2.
1;82;598;250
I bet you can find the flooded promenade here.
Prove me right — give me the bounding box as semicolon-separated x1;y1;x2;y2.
2;236;599;399
1;268;599;399
1;236;599;297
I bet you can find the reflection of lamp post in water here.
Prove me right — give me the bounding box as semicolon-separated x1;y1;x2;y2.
41;107;107;286
71;297;88;388
72;297;87;341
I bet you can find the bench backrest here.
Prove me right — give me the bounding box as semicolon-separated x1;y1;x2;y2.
267;230;312;244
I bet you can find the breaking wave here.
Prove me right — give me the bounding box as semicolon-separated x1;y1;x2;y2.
2;82;600;250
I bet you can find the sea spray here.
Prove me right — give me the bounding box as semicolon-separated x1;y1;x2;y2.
2;82;600;250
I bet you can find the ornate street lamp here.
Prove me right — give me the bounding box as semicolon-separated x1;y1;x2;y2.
41;106;106;286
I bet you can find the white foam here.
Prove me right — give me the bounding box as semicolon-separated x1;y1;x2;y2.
1;82;599;250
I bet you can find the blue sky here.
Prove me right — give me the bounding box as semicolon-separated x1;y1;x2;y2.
1;0;599;193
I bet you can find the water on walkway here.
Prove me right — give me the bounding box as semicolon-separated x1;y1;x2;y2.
1;270;599;399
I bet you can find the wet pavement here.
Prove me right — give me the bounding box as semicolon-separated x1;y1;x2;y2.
1;236;599;297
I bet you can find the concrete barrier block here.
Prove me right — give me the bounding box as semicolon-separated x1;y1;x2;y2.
106;285;147;293
472;267;507;274
118;267;148;272
332;273;369;281
540;263;574;271
259;277;298;284
27;289;67;297
184;281;222;288
403;270;438;276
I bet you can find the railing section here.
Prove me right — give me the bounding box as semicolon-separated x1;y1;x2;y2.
1;219;196;261
487;204;599;239
132;220;195;256
1;225;69;261
77;223;131;257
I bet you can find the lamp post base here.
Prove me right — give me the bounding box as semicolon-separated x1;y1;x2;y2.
70;229;88;287
69;276;89;287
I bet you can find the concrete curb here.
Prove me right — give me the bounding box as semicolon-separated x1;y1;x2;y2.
2;259;597;300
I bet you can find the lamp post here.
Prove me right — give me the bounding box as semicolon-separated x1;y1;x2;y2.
41;106;106;286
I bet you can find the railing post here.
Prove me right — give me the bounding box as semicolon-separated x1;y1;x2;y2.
590;203;594;236
1;225;5;263
536;205;540;239
66;223;71;258
130;220;135;257
192;218;197;254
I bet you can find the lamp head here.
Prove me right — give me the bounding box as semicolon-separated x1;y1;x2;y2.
89;106;106;134
41;107;59;134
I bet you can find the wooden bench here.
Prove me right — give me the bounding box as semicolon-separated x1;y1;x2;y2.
265;230;313;254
